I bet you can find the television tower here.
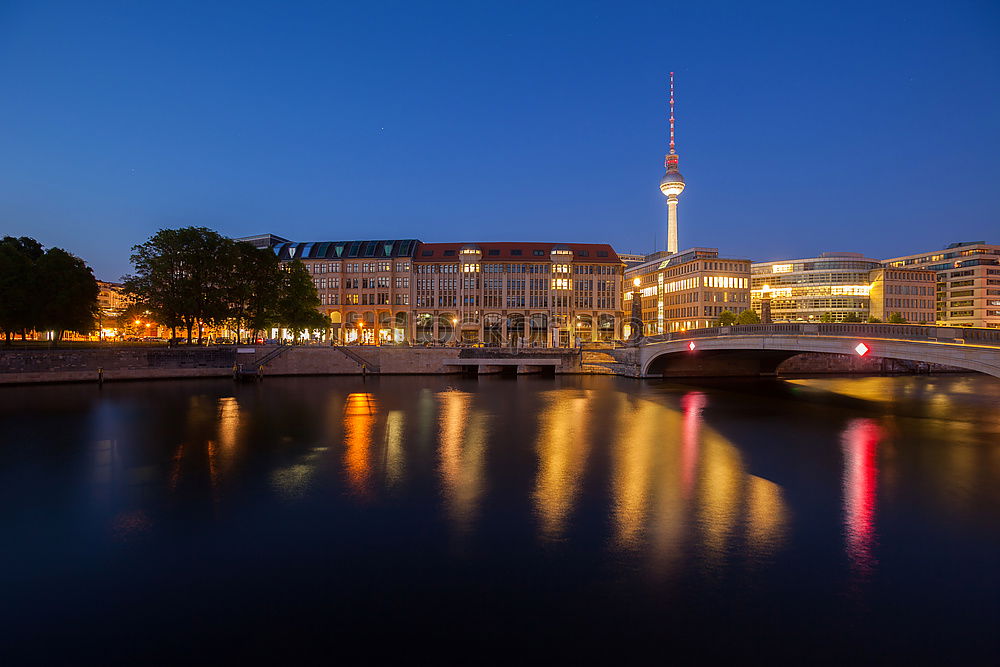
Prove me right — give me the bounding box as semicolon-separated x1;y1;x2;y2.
659;72;685;254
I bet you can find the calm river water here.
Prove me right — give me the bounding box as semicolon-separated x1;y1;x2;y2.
1;374;998;663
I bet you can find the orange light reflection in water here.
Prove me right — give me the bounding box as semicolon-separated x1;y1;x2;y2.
841;418;881;578
438;390;487;534
533;390;591;541
343;393;377;498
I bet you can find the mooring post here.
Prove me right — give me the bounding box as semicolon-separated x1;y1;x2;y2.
97;367;104;386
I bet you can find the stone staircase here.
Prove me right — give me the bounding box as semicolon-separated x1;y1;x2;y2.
581;350;618;375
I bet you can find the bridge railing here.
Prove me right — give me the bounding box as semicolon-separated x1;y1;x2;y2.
641;323;1000;347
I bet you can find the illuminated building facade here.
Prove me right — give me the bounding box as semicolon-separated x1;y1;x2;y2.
97;281;132;318
624;248;751;334
413;242;624;346
867;268;937;323
271;239;419;344
243;237;624;345
883;241;1000;328
751;252;935;323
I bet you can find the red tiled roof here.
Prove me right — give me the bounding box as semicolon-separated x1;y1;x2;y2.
414;242;622;263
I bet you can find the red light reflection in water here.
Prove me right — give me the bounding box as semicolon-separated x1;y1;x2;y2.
680;392;705;498
841;418;882;577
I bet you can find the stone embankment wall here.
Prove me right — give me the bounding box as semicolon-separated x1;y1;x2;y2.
0;347;239;384
0;345;585;385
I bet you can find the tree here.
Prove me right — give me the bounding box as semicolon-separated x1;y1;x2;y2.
888;312;907;324
0;237;97;344
735;309;761;325
0;237;44;341
275;260;326;341
843;312;862;323
34;248;99;341
125;227;235;343
867;316;882;323
819;312;835;323
715;310;737;326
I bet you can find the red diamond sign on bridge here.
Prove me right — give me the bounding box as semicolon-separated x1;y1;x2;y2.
688;341;696;351
855;342;870;356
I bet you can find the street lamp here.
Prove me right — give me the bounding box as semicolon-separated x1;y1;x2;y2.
629;277;643;342
357;321;365;345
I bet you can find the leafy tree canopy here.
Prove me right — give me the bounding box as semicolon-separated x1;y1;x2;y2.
0;237;97;343
735;309;761;325
715;310;737;326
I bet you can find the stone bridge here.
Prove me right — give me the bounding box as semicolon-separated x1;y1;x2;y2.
609;324;1000;379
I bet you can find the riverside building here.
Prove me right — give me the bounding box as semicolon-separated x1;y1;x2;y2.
270;239;419;344
413;242;623;346
883;241;1000;328
623;248;751;335
750;252;936;323
242;236;625;345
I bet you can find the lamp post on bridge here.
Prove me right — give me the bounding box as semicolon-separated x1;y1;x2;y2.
628;277;644;344
761;284;773;325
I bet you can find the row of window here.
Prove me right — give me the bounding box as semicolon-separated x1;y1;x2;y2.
320;293;410;306
420;248;611;258
886;284;934;295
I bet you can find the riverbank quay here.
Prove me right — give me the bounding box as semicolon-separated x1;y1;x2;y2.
0;344;972;385
0;345;592;385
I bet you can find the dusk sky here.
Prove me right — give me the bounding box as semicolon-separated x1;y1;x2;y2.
1;0;998;281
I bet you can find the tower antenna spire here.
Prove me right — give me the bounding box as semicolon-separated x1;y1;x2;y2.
669;71;676;156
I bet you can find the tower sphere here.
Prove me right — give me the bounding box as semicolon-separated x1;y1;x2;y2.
660;171;685;197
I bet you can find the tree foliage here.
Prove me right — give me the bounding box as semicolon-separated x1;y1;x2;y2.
124;227;324;344
124;227;234;342
843;312;862;323
887;312;907;324
276;260;327;341
715;310;737;326
735;309;761;325
35;248;100;338
0;237;98;343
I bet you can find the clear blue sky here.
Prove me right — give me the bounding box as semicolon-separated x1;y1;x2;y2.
1;0;998;280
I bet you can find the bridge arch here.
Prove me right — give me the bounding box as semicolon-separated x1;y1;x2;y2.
636;325;1000;379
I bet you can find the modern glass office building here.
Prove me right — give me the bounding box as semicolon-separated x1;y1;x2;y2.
750;252;935;323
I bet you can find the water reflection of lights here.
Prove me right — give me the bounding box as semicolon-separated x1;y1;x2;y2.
680;392;705;498
612;393;788;573
534;391;591;541
384;410;406;487
344;393;377;497
271;449;326;502
217;397;240;453
841;418;881;577
438;390;488;534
